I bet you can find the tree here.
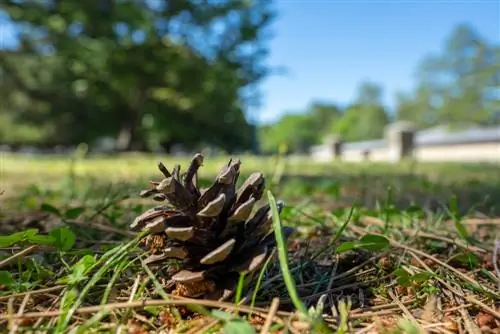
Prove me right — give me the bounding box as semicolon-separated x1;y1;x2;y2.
0;0;276;151
330;81;389;141
354;81;384;106
400;23;500;127
307;101;341;136
257;101;340;154
258;113;318;154
331;103;389;141
395;86;437;127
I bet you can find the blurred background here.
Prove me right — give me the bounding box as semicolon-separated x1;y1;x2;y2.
0;0;498;161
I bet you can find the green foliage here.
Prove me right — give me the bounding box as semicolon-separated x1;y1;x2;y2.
258;81;391;153
330;81;390;141
211;310;256;334
393;268;434;287
0;271;16;288
40;203;62;216
259;113;318;153
267;191;307;315
58;255;97;285
0;229;39;247
336;234;390;253
396;23;500;127
0;226;76;251
258;102;340;153
1;0;275;152
331;103;389;142
50;227;77;252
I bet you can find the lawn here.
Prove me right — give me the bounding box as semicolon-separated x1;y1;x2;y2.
0;152;499;333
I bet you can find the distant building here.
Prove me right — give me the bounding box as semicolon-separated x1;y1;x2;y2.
311;122;500;163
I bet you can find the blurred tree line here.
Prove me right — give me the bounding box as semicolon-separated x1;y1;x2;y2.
1;0;275;152
1;3;498;155
260;23;499;154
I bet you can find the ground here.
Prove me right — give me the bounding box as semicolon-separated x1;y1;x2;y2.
0;152;499;333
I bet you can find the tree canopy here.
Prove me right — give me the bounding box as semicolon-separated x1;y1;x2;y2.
395;23;499;128
0;0;275;152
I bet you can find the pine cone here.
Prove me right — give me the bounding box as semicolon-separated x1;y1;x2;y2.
131;153;294;300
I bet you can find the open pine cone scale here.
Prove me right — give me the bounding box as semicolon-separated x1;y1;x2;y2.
130;153;293;299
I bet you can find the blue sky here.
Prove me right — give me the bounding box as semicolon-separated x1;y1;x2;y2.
257;0;499;124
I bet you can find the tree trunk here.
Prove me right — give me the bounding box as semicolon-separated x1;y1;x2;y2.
115;122;147;151
160;140;175;154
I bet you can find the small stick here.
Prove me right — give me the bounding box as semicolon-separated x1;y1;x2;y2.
260;297;280;334
8;293;31;334
0;245;40;269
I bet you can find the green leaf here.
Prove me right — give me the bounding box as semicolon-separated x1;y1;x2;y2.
335;241;358;253
144;306;161;316
405;205;423;215
41;203;62;216
49;227;76;251
393;268;411;286
64;207;85;219
0;271;15;287
0;232;24;247
27;234;56;246
454;219;469;241
331;207;347;218
397;276;411;287
336;234;390;254
223;319;256;334
24;229;39;238
455;252;479;268
410;272;433;283
449;195;458;217
0;229;39;247
58;255;96;285
60;287;79;311
211;310;235;321
359;234;390;251
279;206;294;221
393;268;409;278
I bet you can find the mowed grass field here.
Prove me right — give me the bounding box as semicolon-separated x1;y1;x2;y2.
0;152;499;333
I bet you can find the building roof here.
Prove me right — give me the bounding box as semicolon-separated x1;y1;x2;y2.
415;125;500;146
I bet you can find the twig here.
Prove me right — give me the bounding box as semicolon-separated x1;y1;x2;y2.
185;319;220;334
118;274;142;331
407;251;500;321
387;288;416;322
348;223;497;298
258;276;388;307
0;286;65;301
393;241;498;297
0;297;292;321
355;322;376;334
0;245;41;269
351;299;416;313
8;293;30;334
360;216;489;253
453;286;480;334
260;297;280;334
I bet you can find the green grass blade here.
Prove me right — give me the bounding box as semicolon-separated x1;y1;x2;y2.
267;190;307;315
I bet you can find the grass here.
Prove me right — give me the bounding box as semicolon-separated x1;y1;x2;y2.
0;152;499;333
